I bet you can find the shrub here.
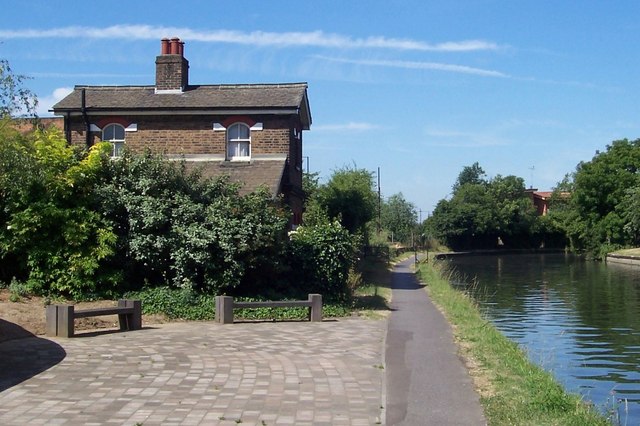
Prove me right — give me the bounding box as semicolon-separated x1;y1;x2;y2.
93;152;291;296
0;127;116;298
288;221;358;302
127;286;216;320
8;277;29;302
0;129;361;305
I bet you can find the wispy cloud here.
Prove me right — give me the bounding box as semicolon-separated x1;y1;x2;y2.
313;122;381;132
515;75;618;92
424;128;509;147
0;25;501;52
29;72;151;79
315;56;509;78
35;87;73;116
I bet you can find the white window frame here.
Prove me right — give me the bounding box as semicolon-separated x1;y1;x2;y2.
227;123;251;161
102;123;126;157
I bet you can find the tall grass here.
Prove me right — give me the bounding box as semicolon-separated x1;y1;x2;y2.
418;260;609;425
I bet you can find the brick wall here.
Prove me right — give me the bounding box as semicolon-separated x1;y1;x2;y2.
155;55;189;91
66;115;300;157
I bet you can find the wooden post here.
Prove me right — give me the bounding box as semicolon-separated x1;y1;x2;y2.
118;299;142;330
45;305;58;337
216;296;234;324
309;294;322;322
46;304;74;337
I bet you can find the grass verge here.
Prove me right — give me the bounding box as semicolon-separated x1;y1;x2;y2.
610;247;640;257
417;259;610;426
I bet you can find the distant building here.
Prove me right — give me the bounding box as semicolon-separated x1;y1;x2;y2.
52;38;311;225
525;189;569;215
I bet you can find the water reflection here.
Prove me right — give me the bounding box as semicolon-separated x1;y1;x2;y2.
447;253;640;422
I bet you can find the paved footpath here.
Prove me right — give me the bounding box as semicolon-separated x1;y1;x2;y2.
0;318;385;426
0;259;487;426
385;258;486;425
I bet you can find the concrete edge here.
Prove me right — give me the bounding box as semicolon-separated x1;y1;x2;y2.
606;254;640;267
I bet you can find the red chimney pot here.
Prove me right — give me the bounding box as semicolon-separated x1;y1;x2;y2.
161;38;170;55
170;37;180;55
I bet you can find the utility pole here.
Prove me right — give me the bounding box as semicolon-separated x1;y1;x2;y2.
377;166;381;234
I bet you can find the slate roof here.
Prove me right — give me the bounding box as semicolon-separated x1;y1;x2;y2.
52;83;311;128
185;160;287;197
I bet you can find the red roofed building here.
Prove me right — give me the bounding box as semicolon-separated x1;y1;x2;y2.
525;189;570;215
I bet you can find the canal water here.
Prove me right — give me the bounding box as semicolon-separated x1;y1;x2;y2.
445;253;640;423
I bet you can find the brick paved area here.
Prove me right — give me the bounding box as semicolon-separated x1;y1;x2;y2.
0;318;385;425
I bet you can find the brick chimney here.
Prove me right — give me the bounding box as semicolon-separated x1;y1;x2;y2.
155;37;189;93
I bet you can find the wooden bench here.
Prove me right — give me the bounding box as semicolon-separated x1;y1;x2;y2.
46;299;142;337
215;294;322;324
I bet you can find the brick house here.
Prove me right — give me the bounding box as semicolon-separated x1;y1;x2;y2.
525;189;570;216
52;38;311;225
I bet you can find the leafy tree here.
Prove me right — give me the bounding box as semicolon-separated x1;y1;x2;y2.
426;181;496;250
315;165;377;236
452;162;487;192
381;192;417;244
619;186;640;246
301;171;330;227
0;58;37;118
0;127;116;297
426;163;544;251
564;139;640;254
303;171;321;203
543;175;579;248
489;175;539;247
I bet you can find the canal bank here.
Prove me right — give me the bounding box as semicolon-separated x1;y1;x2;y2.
433;247;640;267
439;252;640;424
432;248;566;261
607;248;640;266
417;258;610;425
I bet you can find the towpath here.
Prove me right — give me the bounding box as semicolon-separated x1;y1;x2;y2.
385;257;486;425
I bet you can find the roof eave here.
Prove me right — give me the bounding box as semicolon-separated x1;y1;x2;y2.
52;108;302;116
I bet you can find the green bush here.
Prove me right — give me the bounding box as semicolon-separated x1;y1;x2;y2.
128;287;216;320
9;277;29;302
1;126;361;305
96;152;289;295
288;221;358;302
0;127;116;298
128;287;351;321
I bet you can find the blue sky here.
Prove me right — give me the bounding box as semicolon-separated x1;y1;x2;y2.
2;1;640;215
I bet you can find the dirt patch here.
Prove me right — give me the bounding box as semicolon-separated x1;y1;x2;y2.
0;289;169;343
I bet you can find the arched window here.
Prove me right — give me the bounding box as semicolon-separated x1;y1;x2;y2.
102;123;125;157
227;123;250;161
